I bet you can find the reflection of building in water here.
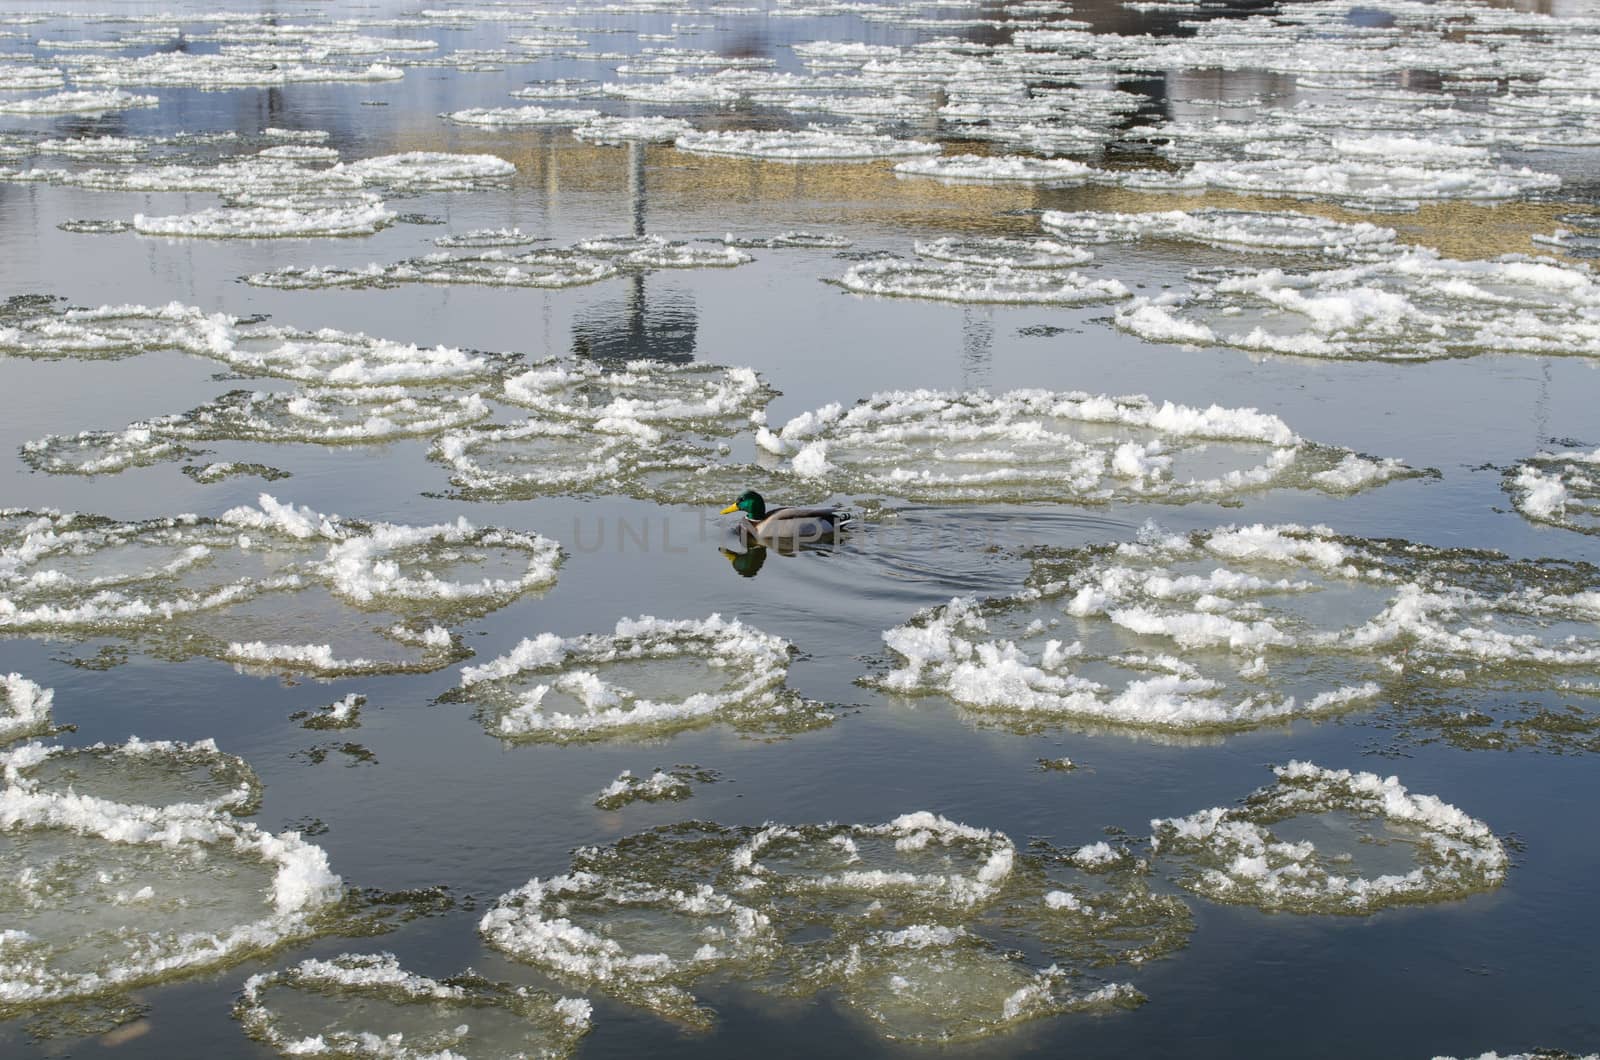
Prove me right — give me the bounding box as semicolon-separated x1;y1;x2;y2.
1163;68;1297;122
959;0;1285;141
973;0;1280;40
571;275;698;363
961;307;993;390
572;139;699;364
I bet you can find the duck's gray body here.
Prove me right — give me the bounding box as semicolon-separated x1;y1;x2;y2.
740;506;847;542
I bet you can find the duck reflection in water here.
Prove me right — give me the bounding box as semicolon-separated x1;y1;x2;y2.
720;544;769;578
718;538;851;578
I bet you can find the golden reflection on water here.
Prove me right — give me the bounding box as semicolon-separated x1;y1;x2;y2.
394;123;1594;258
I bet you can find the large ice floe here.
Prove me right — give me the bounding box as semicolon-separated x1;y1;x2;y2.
914;237;1094;269
132;198;397;239
450;615;832;742
0;699;343;1014
23;386;490;476
754;389;1414;505
1507;448;1600;535
1151;762;1507;914
56;50;403;90
723;230;851;250
573;115;694;145
0;149;511;240
0;66;64;92
830;231;1127;305
431;359;772;503
433;227;543;249
1116;250;1600;361
243;234;747;292
0;89;157;115
0;299;510;385
835;259;1128;305
1040;208;1399;260
444;104;600;126
1111;156;1559;207
893;154;1096;185
872;522;1600;741
496;359;772;443
674;126;939;161
236;952;592;1059
1;736;261;817
439;377;1416;508
599;75;739;105
0;495;560;676
481;813;1190;1038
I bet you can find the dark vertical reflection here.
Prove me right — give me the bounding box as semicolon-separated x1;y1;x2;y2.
572;140;698;363
1115;73;1173;134
1535;360;1551;447
962;306;993;389
628;135;645;239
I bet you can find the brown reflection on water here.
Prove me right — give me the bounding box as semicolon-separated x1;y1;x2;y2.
381;124;1589;258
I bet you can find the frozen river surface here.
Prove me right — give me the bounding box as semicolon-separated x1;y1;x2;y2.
1;0;1599;1057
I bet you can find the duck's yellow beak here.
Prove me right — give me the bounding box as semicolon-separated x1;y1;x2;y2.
719;503;740;515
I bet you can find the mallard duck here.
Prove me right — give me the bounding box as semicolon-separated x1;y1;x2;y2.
719;490;849;542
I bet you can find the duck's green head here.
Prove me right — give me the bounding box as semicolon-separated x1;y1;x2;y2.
719;489;766;520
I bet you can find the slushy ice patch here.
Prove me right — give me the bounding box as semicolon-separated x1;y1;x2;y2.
243;234;746;292
1111;156;1558;206
674;127;939;161
23;386;490;475
1;737;261;816
913;237;1094;269
482;814;1189;1039
432;360;773;502
756;389;1415;504
0;90;157;115
874;523;1600;736
132;199;396;239
236;952;591;1059
1117;251;1600;361
594;767;718;811
893;154;1095;184
1151;762;1506;914
0;782;341;1013
433;227;543;248
0;675;51;752
0;674;52;746
574;116;693;144
0;300;510;384
0;496;560;675
835;259;1128;305
295;694;364;731
443;104;600;126
453;615;832;742
1507;448;1600;534
2;151;510;247
498;360;772;441
1040;208;1398;258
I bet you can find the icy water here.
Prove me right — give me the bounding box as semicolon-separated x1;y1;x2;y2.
1;0;1599;1057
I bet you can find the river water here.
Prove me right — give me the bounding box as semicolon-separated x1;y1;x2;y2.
1;0;1598;1057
